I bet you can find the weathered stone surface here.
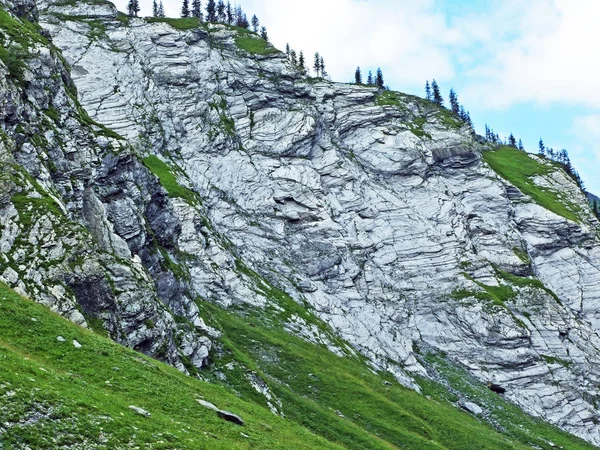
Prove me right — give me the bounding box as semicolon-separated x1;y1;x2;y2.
128;406;151;417
460;401;483;415
216;410;244;426
0;1;213;376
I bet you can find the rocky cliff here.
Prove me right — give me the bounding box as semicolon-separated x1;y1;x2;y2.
3;0;600;446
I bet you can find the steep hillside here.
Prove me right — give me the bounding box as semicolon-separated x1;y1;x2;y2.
2;281;597;449
2;0;600;447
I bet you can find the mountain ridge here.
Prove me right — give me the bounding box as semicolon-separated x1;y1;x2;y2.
2;0;600;447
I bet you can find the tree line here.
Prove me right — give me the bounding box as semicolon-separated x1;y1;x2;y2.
284;44;330;79
538;139;584;189
424;79;472;128
128;0;269;40
179;0;267;37
354;67;385;89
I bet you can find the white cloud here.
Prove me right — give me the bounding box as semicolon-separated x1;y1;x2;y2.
460;0;600;109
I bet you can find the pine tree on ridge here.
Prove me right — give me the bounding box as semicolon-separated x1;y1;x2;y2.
355;67;362;84
181;0;190;18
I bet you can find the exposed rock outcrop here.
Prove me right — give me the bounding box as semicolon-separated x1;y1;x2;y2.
2;0;600;444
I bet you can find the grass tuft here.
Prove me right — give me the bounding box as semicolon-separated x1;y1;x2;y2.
482;146;581;222
142;155;201;207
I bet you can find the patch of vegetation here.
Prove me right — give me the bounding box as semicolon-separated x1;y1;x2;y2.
452;274;515;308
196;296;595;450
375;90;403;108
115;12;130;26
513;247;530;264
0;8;47;47
0;282;337;449
494;267;562;304
234;29;278;56
541;354;571;368
142;155;201;207
482;146;581;222
418;353;593;450
0;8;49;86
0;44;27;84
145;16;201;31
437;108;462;129
10;168;64;228
451;288;494;303
158;245;190;281
44;106;60;123
408;116;431;138
375;92;431;138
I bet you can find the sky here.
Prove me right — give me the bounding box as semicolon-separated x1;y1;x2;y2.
113;0;600;194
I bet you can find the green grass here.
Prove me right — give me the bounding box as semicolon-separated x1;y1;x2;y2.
0;271;594;449
375;90;404;108
0;7;49;86
0;282;341;449
419;354;593;450
234;29;278;56
0;8;47;47
482;146;581;222
142;155;202;206
375;91;461;135
145;16;201;30
197;296;595;450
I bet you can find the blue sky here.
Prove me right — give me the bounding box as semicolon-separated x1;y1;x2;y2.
114;0;600;193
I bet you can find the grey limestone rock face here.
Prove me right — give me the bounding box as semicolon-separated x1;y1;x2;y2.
2;0;600;444
0;1;214;375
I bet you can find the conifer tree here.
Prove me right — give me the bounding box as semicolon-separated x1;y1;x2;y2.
206;0;216;22
226;1;233;24
375;68;384;88
367;71;373;85
431;80;443;106
157;1;165;16
459;105;466;121
425;80;432;101
217;0;225;22
181;0;190;17
508;133;517;147
298;51;305;71
290;49;297;66
251;14;259;32
449;88;459;114
518;139;524;151
260;26;268;41
285;43;290;57
465;111;472;128
355;67;362;84
128;0;140;16
235;6;248;28
192;0;202;20
313;52;320;77
234;5;242;26
320;56;327;79
538;138;546;156
153;0;158;17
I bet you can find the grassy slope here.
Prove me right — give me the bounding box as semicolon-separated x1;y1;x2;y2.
195;266;595;450
143;17;278;56
0;282;339;449
482;146;581;222
1;280;594;449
